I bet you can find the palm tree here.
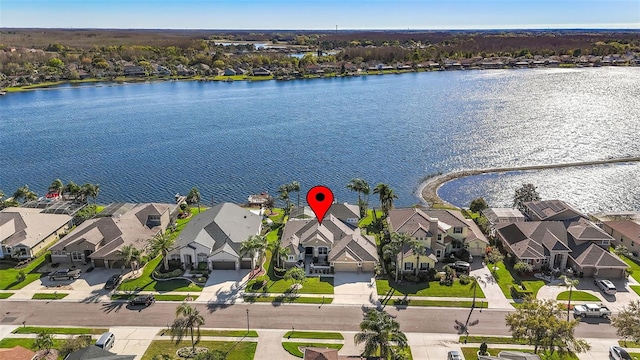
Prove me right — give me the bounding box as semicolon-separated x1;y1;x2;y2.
289;181;301;208
119;244;141;271
389;232;416;282
264;195;275;215
354;309;408;360
187;187;202;213
171;303;205;353
347;178;370;217
560;275;580;320
468;275;484;308
150;231;175;272
81;183;100;205
64;180;81;200
48;178;64;194
269;240;290;268
33;331;54;355
240;235;268;270
410;241;426;276
12;184;37;203
373;183;398;217
277;184;290;214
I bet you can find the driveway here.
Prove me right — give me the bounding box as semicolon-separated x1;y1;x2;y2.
198;269;251;304
537;277;640;312
469;264;513;309
333;272;377;305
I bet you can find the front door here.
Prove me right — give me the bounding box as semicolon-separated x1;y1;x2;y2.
184;254;193;269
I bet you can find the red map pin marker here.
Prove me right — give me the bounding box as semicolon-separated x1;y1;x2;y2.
306;185;334;225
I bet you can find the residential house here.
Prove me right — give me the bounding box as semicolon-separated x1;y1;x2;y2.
65;345;135;360
155;65;171;76
386;208;489;272
522;200;587;221
495;218;628;278
0;207;71;259
252;67;271;76
247;192;270;207
602;220;640;253
123;65;145;77
176;64;195;76
168;203;262;270
303;347;350;360
482;208;526;236
223;68;236;76
290;203;360;225
281;214;378;273
50;203;177;268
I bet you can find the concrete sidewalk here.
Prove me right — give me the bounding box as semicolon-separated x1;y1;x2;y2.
470;265;515;309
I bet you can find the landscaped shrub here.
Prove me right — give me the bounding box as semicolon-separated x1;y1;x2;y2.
418;268;437;282
153;268;183;279
511;282;533;298
459;274;471;285
514;261;533;274
403;274;419;283
479;342;488;355
197;262;208;271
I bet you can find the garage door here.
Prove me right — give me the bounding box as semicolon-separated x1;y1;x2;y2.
111;260;125;269
212;261;235;270
595;268;625;279
333;262;358;272
93;259;105;267
240;260;252;269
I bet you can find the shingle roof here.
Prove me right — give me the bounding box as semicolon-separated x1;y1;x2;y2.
303;347;339;360
0;207;71;249
65;345;135;360
603;220;640;241
523;200;587;221
0;345;35;360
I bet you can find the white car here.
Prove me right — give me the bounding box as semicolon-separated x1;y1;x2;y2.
595;279;617;295
447;350;463;360
609;345;632;360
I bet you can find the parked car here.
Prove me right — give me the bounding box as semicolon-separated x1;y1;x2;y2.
595;279;617;295
48;268;81;281
129;294;155;306
451;261;470;273
573;303;611;319
609;345;632;360
447;350;463;360
104;274;122;290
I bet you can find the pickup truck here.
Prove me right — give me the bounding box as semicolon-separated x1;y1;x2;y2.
48;268;82;281
573;303;611;319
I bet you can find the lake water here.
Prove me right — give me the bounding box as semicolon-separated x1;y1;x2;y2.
1;68;639;213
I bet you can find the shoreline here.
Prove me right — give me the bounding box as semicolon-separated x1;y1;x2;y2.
417;156;640;209
2;63;623;94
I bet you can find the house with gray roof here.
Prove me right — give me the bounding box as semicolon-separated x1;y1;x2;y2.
482;208;526;236
496;218;628;278
65;345;135;360
50;203;176;268
602;220;640;253
0;207;72;259
168;202;262;270
280;214;378;273
522;200;587;221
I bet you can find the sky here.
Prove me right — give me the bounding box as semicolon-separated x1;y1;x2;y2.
1;0;639;30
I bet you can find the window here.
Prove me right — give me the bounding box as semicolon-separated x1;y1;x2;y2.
170;254;180;261
197;253;208;263
420;263;429;270
288;255;295;261
541;258;549;265
601;240;610;246
437;234;442;241
404;262;414;271
318;247;328;255
71;251;82;261
453;227;463;234
436;250;442;258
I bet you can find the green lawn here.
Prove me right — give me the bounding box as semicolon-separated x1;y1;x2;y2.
157;329;258;337
462;346;578;360
32;293;69;300
460;336;527;345
629;353;640;360
376;279;486;298
0;292;14;299
243;295;332;304
111;294;198;301
631;286;640;296
141;340;257;360
388;299;488;308
169;208;201;241
620;255;640;283
282;342;343;358
619;340;640;348
13;326;108;335
283;331;344;340
556;291;600;301
0;252;49;290
492;261;545;299
118;256;202;292
0;337;65;349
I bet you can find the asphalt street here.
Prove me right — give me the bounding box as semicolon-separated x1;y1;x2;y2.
0;301;618;338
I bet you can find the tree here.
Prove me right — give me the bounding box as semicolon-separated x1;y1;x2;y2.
264;195;275;215
269;240;289;268
64;181;81;200
150;231;175;272
187;187;202;213
277;184;291;214
505;298;589;355
81;183;100;205
171;303;205;354
33;331;54;354
559;275;580;321
485;246;504;272
611;300;640;345
354;309;408;360
239;235;268;270
289;181;301;208
469;197;488;213
387;232;416;282
347;178;370;217
409;241;425;276
513;183;540;213
614;244;630;257
60;335;92;358
48;178;64;194
12;184;37;203
514;261;533;274
119;244;141;271
283;266;306;290
373;183;398;217
468;275;483;308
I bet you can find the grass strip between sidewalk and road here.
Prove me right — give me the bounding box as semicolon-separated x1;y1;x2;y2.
283;331;344;340
141;340;257;360
31;293;69;300
462;346;578;360
0;292;14;299
243;295;333;304
631;286;640;296
619;340;640;348
12;326;108;335
388;299;488;308
111;294;198;301
157;329;259;337
282;342;343;358
556;291;600;301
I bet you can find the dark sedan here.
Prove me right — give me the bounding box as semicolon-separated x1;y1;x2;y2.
129;295;155;306
104;274;122;290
